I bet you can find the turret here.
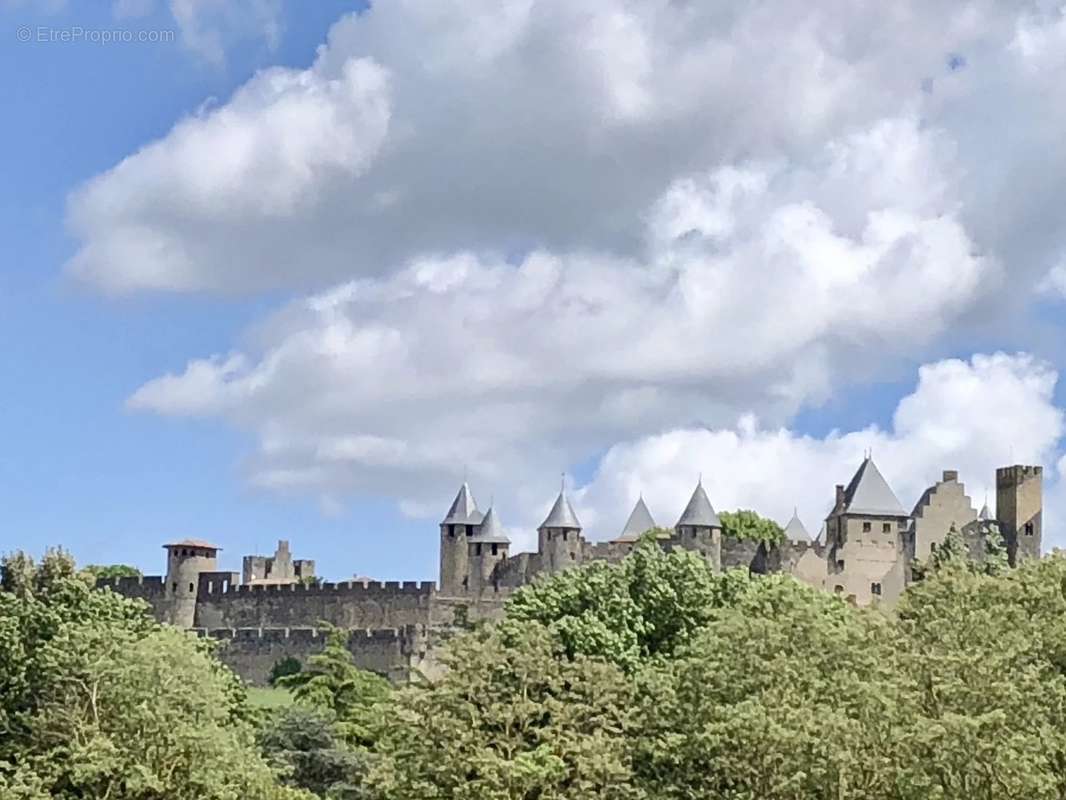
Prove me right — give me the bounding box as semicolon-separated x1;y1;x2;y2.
674;479;722;568
538;485;583;574
611;495;657;551
163;538;220;628
467;505;510;594
996;464;1042;565
439;482;483;595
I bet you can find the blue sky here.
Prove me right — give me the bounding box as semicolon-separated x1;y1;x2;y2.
3;1;1066;580
0;1;440;580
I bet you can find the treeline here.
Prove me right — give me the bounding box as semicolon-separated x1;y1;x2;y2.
3;537;1066;798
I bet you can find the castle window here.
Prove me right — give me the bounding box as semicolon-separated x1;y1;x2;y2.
562;531;568;541
491;544;498;555
188;582;194;593
871;582;882;596
882;522;891;533
836;560;845;569
834;584;844;593
862;521;871;532
462;577;468;589
475;544;482;556
1025;522;1035;536
172;582;177;592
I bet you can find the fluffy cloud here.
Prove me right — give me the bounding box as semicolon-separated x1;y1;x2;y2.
66;0;1066;299
575;352;1065;549
128;113;1000;542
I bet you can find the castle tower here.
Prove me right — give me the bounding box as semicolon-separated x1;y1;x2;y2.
467;505;510;594
439;481;483;595
538;486;583;574
163;539;220;628
824;457;909;606
611;495;657;547
996;464;1043;565
674;479;722;569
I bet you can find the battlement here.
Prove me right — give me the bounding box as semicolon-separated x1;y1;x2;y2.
197;579;436;599
95;574;165;598
997;465;1043;486
195;624;423;644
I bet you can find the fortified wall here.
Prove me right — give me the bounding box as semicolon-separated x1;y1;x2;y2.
98;458;1043;685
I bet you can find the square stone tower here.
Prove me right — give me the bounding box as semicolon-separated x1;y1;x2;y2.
996;465;1042;565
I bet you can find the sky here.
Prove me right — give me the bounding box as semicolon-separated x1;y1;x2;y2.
3;0;1066;581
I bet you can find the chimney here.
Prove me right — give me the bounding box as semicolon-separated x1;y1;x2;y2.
942;470;958;482
835;484;845;509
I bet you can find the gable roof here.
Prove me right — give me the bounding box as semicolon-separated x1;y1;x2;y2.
783;510;811;542
441;482;483;525
675;481;722;528
539;489;582;530
840;458;907;517
470;506;510;544
615;496;657;542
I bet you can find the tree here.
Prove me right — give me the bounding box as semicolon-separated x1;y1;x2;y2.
0;550;307;800
503;535;745;672
80;564;142;581
270;656;303;687
368;624;639;800
276;625;391;748
258;706;370;800
718;509;784;544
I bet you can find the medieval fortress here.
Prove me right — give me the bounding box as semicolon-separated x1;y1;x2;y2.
98;458;1043;684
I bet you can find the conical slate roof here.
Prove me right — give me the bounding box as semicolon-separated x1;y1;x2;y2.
978;502;992;521
539;489;582;530
783;509;811;543
675;481;721;528
471;506;510;544
615;496;657;542
841;458;907;517
441;482;483;525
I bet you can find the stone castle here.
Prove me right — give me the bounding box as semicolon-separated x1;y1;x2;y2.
97;458;1043;684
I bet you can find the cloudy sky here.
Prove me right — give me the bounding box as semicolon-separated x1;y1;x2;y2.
4;0;1066;579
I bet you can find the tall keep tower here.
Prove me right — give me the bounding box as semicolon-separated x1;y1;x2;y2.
163;539;220;628
439;482;483;595
996;465;1042;565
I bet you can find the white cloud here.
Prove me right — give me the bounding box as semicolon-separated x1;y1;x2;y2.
126;116;1005;545
65;0;1066;298
168;0;283;65
574;353;1065;550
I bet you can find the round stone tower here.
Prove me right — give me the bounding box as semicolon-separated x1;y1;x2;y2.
439;482;482;595
467;505;510;594
538;487;583;574
674;479;722;570
163;539;220;628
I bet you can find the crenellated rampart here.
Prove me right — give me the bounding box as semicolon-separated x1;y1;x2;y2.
192;579;436;630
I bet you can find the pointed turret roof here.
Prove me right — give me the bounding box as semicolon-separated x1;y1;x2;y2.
539;489;582;530
978;501;991;521
471;505;510;544
840;458;907;517
441;482;483;525
815;523;827;546
615;496;657;542
675;480;722;528
783;509;811;543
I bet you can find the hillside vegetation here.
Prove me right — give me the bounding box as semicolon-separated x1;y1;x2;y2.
3;538;1066;799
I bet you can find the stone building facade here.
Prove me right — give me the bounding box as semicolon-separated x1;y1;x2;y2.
97;458;1042;684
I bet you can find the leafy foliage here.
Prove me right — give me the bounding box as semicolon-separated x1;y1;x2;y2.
259;706;370;800
504;536;747;671
80;563;142;581
0;549;307;800
718;509;785;544
270;656;304;686
276;625;391;748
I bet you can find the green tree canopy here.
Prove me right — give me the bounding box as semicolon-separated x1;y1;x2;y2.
0;549;308;800
80;563;142;581
718;509;784;544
